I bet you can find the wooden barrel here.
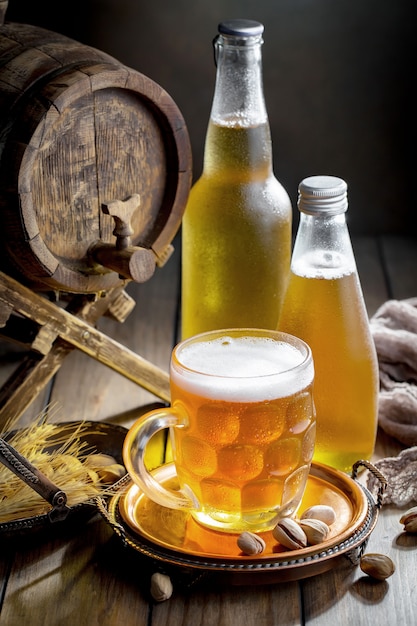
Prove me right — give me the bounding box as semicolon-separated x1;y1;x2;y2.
0;19;192;293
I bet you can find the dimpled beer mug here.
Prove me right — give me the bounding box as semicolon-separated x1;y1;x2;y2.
123;329;315;533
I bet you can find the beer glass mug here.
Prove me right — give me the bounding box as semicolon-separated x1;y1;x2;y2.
123;329;315;533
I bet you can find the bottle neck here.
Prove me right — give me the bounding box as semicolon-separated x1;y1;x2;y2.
211;33;267;127
203;33;272;179
291;212;357;276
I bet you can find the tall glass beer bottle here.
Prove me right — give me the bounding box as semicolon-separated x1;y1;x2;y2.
278;176;378;473
181;19;292;339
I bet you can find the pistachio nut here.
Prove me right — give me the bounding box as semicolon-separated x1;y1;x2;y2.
272;518;307;550
150;572;173;602
399;506;417;533
300;504;336;526
360;553;395;581
237;531;266;556
299;518;330;545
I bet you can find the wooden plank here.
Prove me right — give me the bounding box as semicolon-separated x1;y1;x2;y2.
152;582;302;626
0;516;152;625
352;236;389;316
0;352;51;432
379;235;417;300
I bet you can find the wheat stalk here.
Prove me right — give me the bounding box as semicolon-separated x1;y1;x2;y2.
0;415;122;523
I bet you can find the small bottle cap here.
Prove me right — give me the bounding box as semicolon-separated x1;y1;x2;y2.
218;19;264;38
298;175;348;215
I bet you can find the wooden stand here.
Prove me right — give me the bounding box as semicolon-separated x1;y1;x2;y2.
0;271;171;429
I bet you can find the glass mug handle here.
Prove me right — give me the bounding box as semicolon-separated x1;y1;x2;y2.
123;407;194;511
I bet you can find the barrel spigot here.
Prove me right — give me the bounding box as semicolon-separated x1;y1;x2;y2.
90;194;156;283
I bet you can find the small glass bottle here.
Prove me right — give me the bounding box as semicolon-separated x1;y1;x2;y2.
278;176;378;473
181;19;292;339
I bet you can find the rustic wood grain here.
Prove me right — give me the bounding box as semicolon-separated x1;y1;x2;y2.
0;22;191;293
380;235;417;300
0;517;152;626
152;581;302;626
0;347;51;431
352;236;388;316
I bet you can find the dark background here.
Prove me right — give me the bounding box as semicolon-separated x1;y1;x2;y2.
3;0;415;235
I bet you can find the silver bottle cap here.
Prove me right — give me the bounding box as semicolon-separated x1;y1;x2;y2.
218;19;264;38
298;175;348;215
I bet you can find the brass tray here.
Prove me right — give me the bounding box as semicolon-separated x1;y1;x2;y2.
105;461;381;584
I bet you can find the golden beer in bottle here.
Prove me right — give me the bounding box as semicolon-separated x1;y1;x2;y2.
278;176;378;473
181;20;292;339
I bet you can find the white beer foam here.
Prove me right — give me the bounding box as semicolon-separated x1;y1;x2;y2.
172;336;313;401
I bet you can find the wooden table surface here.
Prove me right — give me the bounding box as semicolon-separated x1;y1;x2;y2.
0;234;416;626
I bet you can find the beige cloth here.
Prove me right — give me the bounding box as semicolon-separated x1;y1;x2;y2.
366;298;417;506
370;297;417;446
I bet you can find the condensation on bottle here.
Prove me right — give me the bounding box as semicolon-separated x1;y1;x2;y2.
278;175;379;473
181;19;292;339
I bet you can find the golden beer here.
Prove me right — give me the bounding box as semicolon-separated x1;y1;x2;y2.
181;121;292;339
169;330;315;531
124;329;315;533
278;265;378;473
